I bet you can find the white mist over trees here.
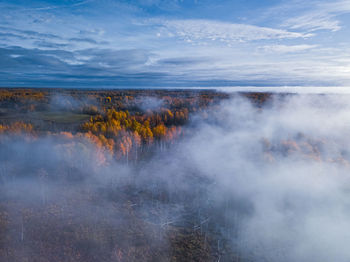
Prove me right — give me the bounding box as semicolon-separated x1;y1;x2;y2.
1;93;350;261
174;94;350;262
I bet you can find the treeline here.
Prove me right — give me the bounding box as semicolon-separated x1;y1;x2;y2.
0;88;229;163
0;88;228;113
0;122;33;134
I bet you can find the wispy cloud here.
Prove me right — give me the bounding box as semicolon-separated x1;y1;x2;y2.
260;44;318;54
0;26;62;40
25;0;95;11
155;19;312;44
283;0;350;32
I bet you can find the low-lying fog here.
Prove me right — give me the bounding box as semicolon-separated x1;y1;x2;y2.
1;93;350;261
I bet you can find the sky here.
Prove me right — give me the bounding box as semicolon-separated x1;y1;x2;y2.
1;0;350;88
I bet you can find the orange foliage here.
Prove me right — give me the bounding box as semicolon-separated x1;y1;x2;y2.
0;122;33;134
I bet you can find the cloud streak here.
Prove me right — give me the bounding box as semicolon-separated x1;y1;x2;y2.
282;0;350;32
155;19;312;44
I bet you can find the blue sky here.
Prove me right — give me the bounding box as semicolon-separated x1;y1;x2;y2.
1;0;350;88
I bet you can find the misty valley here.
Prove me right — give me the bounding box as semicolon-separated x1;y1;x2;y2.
1;88;350;262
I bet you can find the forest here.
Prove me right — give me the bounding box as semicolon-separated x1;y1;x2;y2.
0;88;232;163
1;88;349;262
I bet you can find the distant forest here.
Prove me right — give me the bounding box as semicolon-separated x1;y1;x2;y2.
0;88;271;163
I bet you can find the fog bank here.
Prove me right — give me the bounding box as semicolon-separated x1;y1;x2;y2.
173;94;350;261
1;93;350;261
